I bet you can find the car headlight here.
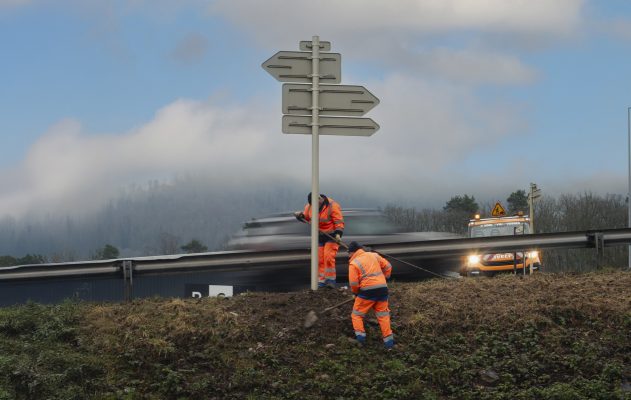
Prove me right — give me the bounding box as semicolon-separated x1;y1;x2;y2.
467;255;480;264
527;251;539;258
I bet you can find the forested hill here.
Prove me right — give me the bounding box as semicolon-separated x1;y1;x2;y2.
0;176;626;266
0;178;383;260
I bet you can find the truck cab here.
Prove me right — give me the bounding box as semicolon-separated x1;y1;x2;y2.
460;207;542;277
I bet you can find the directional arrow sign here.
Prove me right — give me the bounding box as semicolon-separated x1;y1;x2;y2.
282;115;379;136
282;84;379;116
262;51;341;83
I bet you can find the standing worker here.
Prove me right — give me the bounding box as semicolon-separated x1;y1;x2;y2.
294;192;344;288
347;241;394;349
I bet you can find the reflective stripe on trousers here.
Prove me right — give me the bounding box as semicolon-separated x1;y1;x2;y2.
318;242;339;283
351;297;393;340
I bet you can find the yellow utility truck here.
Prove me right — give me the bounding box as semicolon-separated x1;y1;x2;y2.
460;202;542;276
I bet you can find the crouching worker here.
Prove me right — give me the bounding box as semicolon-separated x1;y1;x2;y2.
347;241;394;349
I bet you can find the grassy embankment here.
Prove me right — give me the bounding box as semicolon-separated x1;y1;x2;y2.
1;270;630;399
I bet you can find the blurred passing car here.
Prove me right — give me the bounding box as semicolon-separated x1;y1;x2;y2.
226;209;460;251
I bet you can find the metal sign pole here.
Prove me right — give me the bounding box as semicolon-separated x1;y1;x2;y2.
628;107;631;270
310;36;320;290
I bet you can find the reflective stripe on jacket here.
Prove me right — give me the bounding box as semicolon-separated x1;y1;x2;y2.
302;196;344;234
348;249;392;295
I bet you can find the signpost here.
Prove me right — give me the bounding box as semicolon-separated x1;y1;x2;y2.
263;36;380;290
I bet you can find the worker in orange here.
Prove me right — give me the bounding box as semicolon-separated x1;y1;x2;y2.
347;241;394;349
294;192;344;288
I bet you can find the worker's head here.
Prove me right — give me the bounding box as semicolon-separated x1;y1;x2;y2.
307;192;324;205
347;241;362;256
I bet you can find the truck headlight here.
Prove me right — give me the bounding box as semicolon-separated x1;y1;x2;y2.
468;255;480;264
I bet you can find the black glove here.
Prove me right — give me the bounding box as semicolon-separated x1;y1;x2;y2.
334;230;343;238
294;212;305;222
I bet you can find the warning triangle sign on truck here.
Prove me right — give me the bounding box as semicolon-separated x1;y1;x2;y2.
491;202;506;217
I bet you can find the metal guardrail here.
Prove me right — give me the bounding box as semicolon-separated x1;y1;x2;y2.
0;261;120;280
370;228;631;258
0;249;315;281
1;228;630;281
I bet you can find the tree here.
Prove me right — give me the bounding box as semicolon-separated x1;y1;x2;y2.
18;254;46;264
181;239;208;254
159;232;180;255
507;190;528;214
0;255;17;267
443;194;478;215
93;244;120;260
0;254;46;267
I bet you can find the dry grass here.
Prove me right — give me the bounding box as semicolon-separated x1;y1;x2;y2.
2;270;630;399
394;271;631;335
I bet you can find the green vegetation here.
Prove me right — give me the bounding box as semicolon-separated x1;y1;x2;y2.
92;244;120;260
0;301;109;399
443;194;479;215
1;271;630;399
180;239;208;254
507;189;529;214
0;254;46;267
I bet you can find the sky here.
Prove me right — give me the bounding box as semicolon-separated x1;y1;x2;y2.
1;0;631;217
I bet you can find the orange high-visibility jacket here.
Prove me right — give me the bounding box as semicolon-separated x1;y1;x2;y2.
348;249;392;294
302;197;344;234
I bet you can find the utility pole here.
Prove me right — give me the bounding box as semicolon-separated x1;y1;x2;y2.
528;183;541;233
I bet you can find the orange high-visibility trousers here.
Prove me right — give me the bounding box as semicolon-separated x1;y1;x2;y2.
351;297;393;343
318;242;339;284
